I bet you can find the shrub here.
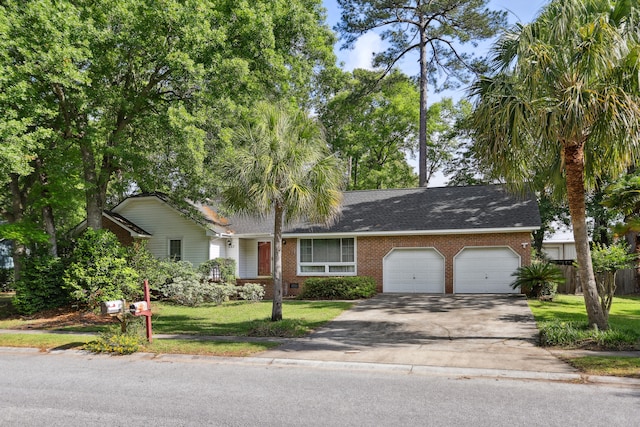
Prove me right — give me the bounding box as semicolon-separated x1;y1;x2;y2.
539;320;638;350
299;276;377;300
510;262;565;299
157;261;212;306
238;283;265;302
0;267;14;291
590;243;636;321
198;258;237;284
12;252;71;315
210;283;238;305
84;324;144;355
126;242;169;294
63;229;141;309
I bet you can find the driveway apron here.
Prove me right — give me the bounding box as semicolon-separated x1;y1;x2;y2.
258;294;575;373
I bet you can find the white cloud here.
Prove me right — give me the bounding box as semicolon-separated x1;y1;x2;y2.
341;32;384;71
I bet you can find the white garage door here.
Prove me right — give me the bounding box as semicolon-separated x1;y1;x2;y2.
454;247;520;293
383;248;444;293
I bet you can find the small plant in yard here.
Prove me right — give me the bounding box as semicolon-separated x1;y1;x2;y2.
248;318;308;337
84;323;145;355
238;283;265;302
510;262;565;300
210;283;237;305
590;242;636;323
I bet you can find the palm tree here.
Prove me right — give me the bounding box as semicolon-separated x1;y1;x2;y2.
470;0;640;330
221;102;344;321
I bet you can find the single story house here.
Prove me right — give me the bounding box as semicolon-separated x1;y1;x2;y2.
102;185;540;296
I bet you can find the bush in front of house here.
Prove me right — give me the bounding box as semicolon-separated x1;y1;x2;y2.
198;258;237;284
63;229;141;309
299;276;377;300
210;283;238;305
510;262;565;300
12;251;71;315
238;283;265;302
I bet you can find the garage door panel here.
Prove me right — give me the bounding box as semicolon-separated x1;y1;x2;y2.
384;248;444;293
454;247;520;294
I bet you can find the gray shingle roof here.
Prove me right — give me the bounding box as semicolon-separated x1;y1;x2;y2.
227;185;540;236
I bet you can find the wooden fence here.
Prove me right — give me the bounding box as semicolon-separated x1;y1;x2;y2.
556;265;638;295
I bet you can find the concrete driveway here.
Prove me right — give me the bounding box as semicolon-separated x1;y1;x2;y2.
258;294;575;373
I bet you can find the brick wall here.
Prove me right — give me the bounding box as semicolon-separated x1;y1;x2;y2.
280;233;531;295
102;217;134;246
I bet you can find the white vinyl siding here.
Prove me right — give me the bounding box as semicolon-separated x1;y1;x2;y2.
239;239;258;278
298;238;356;275
113;198;210;267
454;247;520;293
383;248;445;293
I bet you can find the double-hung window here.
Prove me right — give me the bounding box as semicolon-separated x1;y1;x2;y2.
298;238;356;275
169;239;182;261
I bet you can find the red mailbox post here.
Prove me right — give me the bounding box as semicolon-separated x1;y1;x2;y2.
129;279;153;343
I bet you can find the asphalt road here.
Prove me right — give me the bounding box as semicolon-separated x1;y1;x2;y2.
0;349;638;427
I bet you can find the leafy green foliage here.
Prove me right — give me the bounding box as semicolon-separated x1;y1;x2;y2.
321;69;418;189
209;283;238;306
84;325;144;355
63;229;140;309
299;276;377;300
590;243;636;320
510;262;565;299
238;283;265;302
591;243;636;273
198;258;237;284
538;320;638;350
12;252;70;315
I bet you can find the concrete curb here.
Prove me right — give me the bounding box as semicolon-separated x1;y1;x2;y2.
3;345;637;388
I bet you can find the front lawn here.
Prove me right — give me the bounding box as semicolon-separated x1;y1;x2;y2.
528;294;640;378
0;295;353;356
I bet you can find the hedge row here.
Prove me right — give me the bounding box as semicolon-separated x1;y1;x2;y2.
299;276;376;300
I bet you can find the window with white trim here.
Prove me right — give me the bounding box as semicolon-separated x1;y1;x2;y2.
298;238;356;275
169;239;182;261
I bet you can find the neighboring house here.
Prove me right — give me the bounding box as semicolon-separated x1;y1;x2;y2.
542;225;577;264
103;185;540;296
0;239;14;269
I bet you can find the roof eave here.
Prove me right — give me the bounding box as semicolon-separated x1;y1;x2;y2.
282;226;539;239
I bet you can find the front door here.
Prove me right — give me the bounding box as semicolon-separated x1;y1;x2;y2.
258;241;271;276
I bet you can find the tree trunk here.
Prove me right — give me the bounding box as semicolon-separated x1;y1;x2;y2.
418;23;428;187
8;174;26;281
80;142;104;230
271;201;284;321
35;158;57;257
564;142;608;330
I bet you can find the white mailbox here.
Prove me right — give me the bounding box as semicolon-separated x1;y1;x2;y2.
129;301;149;315
101;300;125;315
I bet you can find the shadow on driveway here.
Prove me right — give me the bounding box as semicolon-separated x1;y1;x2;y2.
258;294;576;373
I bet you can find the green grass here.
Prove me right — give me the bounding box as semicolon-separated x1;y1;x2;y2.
528;294;640;331
150;300;353;337
0;297;353;356
563;356;640;378
0;333;93;350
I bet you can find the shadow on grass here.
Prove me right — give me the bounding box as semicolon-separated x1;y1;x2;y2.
50;342;87;351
